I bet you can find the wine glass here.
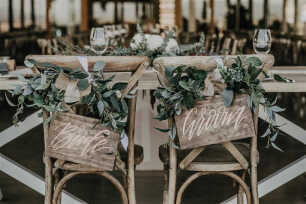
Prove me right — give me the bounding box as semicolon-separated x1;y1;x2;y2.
90;27;108;55
253;29;272;54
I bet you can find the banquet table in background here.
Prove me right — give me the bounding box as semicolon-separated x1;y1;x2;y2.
0;65;305;204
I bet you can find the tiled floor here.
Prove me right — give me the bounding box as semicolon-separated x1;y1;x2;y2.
0;93;305;204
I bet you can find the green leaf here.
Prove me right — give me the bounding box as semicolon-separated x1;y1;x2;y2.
113;82;127;90
179;81;191;91
270;131;278;142
266;107;276;121
247;95;252;108
175;103;182;115
93;61;105;72
161;90;171;98
77;79;89;91
110;95;121;112
165;66;176;79
246;57;263;67
23;86;33;96
261;128;271;138
24;59;36;68
251;68;263;80
97;100;104;116
36;81;50;90
221;88;234;107
18;95;25;104
270;106;285;113
155;128;170;133
182;92;195;109
39;62;57;69
103;90;114;98
13;85;22;95
271;142;284;152
17;75;26;82
273;74;287;82
121;100;128;114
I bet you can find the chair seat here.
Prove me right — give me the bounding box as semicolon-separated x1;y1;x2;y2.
159;142;257;168
54;144;144;172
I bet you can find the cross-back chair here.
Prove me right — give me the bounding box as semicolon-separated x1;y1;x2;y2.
28;55;150;204
153;54;275;204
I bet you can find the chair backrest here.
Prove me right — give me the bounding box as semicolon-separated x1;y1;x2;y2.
153;54;274;72
26;55;149;72
26;55;150;96
153;54;274;88
35;56;149;170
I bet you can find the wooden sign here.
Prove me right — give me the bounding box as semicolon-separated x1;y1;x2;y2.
46;112;119;171
175;95;256;149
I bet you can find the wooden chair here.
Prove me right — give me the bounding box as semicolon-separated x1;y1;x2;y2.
153;55;274;204
28;55;150;204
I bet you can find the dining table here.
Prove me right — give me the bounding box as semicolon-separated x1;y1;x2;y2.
0;65;305;204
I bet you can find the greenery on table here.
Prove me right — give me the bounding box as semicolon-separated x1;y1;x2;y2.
154;56;287;150
8;59;131;134
54;30;208;63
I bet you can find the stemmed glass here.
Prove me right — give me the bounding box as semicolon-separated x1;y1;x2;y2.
253;29;272;54
90;27;108;55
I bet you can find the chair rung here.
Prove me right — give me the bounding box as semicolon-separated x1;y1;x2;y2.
184;162;244;172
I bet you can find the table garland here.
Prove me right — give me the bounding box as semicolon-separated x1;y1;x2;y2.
53;31;207;62
8;59;132;135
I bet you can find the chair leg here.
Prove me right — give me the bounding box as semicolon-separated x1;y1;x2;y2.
162;164;169;204
127;96;137;204
54;170;64;204
44;156;54;204
237;171;247;204
122;173;128;190
168;144;177;204
251;165;259;204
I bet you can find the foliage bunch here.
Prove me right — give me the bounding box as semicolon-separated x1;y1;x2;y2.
9;59;131;133
154;56;286;150
153;65;207;143
217;56;285;150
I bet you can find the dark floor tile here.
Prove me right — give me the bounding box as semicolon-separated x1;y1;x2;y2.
0;171;43;204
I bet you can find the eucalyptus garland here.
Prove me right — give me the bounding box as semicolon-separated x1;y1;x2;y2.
9;59;132;134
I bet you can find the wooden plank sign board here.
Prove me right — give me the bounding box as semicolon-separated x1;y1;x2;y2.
46;112;119;171
175;95;256;149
